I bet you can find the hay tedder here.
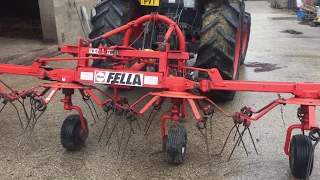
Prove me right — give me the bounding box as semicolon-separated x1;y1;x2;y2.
0;0;319;179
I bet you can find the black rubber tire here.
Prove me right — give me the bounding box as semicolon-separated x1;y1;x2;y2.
195;1;250;101
89;0;140;68
289;134;314;179
165;124;187;164
162;135;168;151
60;114;89;151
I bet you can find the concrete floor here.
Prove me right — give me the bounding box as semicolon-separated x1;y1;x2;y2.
0;1;320;179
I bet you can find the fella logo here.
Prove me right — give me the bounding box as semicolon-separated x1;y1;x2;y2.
94;71;106;83
94;71;144;87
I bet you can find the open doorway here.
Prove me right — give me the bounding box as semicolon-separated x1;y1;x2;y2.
0;0;42;39
0;0;59;65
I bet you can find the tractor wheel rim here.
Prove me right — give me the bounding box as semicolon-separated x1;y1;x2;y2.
233;23;242;79
242;25;249;55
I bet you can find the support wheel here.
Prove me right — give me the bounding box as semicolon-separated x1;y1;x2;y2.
61;114;89;151
162;135;168;151
289;134;313;179
165;124;187;164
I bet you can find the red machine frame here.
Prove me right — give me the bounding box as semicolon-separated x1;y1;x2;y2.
0;13;319;159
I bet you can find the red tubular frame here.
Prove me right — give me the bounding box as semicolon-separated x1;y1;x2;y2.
0;14;319;157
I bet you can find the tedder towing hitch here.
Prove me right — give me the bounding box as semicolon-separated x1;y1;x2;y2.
0;4;319;179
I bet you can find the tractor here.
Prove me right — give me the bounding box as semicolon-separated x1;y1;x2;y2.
89;0;251;101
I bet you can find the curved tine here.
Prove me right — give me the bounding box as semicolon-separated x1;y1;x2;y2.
233;124;240;141
89;98;100;121
248;128;258;155
197;123;210;162
98;111;112;142
18;108;35;147
219;124;236;157
105;111;124;146
210;115;213;139
144;108;155;132
17;99;30;122
31;109;46;131
135;119;141;131
121;125;133;160
0;104;6;114
145;109;160;135
117;117;128;158
83;99;97;124
8;101;24;129
228;128;248;162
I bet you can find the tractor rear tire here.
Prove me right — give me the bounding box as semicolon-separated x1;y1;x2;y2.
89;0;139;68
195;1;250;101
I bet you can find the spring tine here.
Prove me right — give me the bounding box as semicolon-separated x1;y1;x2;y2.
117;118;128;158
227;128;247;162
219;124;236;156
30;110;46;131
115;114;122;147
29;98;34;121
98;111;112;142
235;126;249;156
105;118;119;146
127;117;135;134
23;110;39;147
248;128;259;155
84;99;96;124
17;99;30;123
105;111;124;146
18;112;33;147
0;104;6;114
16;100;32;147
144;109;155;132
89;98;100;121
145;110;159;134
233;124;240;141
205;125;210;157
9;101;23;128
122;124;133;160
135;119;141;131
235;125;247;150
197;124;210;159
210;115;213;139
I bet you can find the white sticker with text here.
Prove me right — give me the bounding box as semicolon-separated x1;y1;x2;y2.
89;48;99;54
144;76;158;85
80;72;94;81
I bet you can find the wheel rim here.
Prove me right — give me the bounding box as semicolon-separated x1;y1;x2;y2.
182;134;187;155
233;21;242;79
242;25;249;55
77;125;88;141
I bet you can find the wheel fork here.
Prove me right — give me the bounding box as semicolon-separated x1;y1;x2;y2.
161;99;181;140
61;89;88;133
284;105;317;156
